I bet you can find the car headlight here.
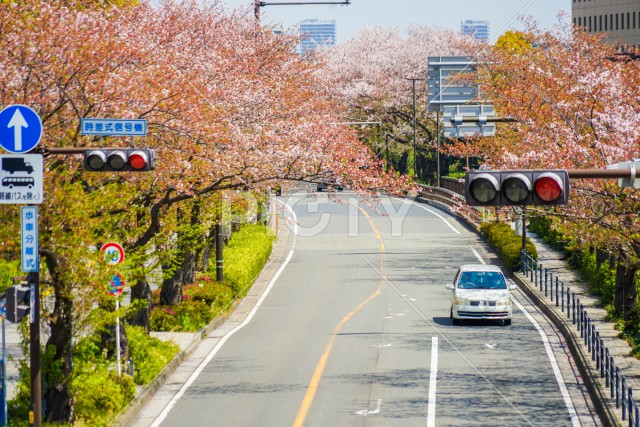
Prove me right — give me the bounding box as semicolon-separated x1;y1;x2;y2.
496;297;511;306
454;297;470;305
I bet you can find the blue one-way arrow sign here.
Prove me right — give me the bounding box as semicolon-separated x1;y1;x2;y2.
0;105;43;154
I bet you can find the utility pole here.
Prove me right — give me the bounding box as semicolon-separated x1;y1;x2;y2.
406;78;426;181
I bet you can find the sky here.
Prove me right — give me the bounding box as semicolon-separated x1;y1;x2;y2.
220;0;572;44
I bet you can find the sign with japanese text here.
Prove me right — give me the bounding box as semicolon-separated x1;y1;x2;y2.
0;154;44;204
81;118;147;136
21;206;39;272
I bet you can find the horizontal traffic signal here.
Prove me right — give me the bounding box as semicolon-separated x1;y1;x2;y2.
6;284;30;323
84;148;156;172
465;170;569;206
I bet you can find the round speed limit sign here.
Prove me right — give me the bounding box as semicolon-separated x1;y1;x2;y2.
100;242;125;266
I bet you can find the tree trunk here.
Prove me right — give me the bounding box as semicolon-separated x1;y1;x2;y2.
614;257;638;319
160;262;183;305
160;203;201;305
129;277;151;331
43;267;74;422
101;317;129;361
36;249;74;423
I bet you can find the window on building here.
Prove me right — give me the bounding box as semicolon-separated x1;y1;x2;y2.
599;15;603;32
627;12;630;30
616;14;619;31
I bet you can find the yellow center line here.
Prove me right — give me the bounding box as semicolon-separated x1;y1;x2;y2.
293;204;385;427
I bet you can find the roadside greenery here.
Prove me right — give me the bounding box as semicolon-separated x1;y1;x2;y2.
7;223;274;425
528;216;640;356
150;224;274;332
480;222;537;271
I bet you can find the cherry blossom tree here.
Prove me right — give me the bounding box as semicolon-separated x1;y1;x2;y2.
467;23;640;317
0;0;412;421
317;26;473;179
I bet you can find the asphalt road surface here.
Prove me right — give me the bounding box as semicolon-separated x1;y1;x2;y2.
134;187;600;427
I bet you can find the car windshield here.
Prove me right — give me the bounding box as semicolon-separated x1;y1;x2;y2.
458;271;506;290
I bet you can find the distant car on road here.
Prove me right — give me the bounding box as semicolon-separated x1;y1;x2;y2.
316;172;343;192
446;264;516;326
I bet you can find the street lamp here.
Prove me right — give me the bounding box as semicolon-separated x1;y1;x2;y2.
254;0;351;22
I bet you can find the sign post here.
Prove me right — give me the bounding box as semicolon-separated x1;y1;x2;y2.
102;243;125;377
1;105;43;427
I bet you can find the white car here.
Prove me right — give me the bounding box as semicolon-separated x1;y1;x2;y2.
446;264;517;326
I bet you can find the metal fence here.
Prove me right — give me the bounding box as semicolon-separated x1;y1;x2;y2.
521;250;639;426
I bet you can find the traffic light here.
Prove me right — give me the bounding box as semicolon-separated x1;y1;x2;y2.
465;170;570;206
6;284;30;323
84;148;156;172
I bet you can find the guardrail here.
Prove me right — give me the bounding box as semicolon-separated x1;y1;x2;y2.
417;182;483;227
521;250;639;426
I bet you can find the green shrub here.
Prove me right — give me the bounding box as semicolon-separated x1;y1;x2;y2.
72;366;135;426
174;300;213;331
0;260;20;294
127;325;180;385
221;224;274;296
150;300;214;332
480;222;537;271
571;249;616;305
528;215;567;251
184;279;234;311
150;306;178;331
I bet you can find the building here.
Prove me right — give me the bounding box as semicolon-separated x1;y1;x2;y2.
460;20;490;43
572;0;640;48
298;19;337;55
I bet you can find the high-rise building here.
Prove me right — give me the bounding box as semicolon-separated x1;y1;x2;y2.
299;19;337;55
461;20;490;43
572;0;640;48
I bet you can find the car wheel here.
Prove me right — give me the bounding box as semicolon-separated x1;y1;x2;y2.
503;319;512;326
451;309;460;325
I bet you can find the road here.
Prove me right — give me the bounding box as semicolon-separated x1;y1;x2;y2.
133;187;600;426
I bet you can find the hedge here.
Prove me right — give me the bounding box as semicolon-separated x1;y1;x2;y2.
480;222;537;272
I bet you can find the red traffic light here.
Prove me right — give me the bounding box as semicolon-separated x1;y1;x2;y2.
84;148;155;172
128;150;150;170
534;173;563;202
465;170;569;206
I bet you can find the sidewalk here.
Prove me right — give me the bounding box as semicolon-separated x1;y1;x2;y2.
516;233;640;427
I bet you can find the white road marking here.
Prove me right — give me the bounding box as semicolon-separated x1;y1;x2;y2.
373;344;392;349
513;298;581;427
485;343;497;349
402;198;461;235
427;336;439;427
150;200;298;427
356;399;382;416
469;246;484;262
469;246;580;426
364;258;535;425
